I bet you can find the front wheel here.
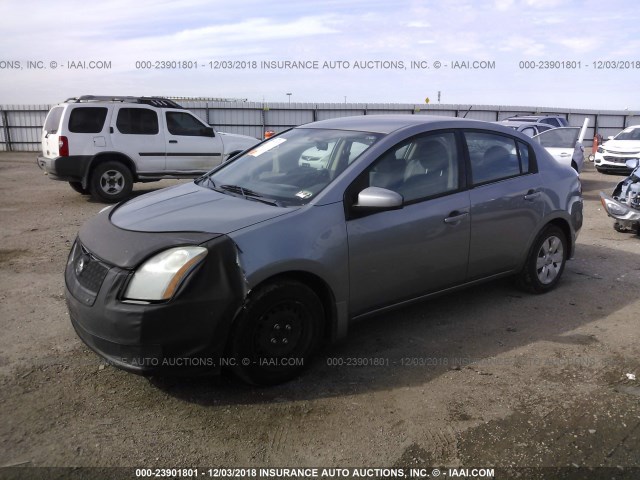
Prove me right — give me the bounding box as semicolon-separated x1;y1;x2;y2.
90;161;133;203
226;280;324;386
518;225;567;293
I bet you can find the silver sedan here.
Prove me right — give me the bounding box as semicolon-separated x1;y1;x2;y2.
65;115;583;385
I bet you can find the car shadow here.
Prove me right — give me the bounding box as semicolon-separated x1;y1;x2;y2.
150;242;640;405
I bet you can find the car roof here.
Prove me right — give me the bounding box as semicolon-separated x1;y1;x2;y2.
299;114;483;134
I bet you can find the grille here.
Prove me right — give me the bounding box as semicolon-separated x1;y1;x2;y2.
72;244;110;294
604;156;635;164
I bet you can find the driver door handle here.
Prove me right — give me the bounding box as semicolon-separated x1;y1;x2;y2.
169;140;178;144
444;211;469;224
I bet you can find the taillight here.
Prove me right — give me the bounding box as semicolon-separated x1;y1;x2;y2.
58;136;69;157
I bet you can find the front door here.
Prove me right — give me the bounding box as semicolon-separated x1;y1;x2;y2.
346;131;470;316
164;110;225;174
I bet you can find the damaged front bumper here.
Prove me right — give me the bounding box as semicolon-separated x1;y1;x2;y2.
65;210;248;376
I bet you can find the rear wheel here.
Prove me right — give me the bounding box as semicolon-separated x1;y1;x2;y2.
90;161;133;203
68;181;90;195
518;225;567;293
226;279;324;386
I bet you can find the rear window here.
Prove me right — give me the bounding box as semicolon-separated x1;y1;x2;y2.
68;107;108;133
116;108;159;135
43;107;64;134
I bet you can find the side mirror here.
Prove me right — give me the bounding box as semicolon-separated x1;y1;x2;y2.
202;127;215;137
354;187;403;210
607;136;614;140
625;158;639;169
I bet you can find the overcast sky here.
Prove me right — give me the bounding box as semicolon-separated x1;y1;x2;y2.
1;0;638;110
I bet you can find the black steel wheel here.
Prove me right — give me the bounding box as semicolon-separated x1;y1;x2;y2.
226;279;324;386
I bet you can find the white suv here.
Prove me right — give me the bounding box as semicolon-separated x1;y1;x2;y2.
37;96;259;202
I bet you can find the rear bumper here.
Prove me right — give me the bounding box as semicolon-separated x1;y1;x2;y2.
37;155;91;181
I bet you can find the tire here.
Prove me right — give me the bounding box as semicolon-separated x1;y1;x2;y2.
226;279;324;386
518;225;567;294
89;161;133;203
68;181;90;195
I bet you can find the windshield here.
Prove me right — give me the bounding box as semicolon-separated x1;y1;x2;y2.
198;128;381;206
535;127;579;148
615;128;640;141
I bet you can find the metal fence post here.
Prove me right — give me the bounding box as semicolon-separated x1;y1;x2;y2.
2;110;12;151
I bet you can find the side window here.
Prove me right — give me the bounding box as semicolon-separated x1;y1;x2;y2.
116;108;159;135
166;112;208;136
44;107;64;134
465;132;521;185
364;132;459;203
517;141;531;173
536;127;579;148
541;118;560;127
68;107;108;134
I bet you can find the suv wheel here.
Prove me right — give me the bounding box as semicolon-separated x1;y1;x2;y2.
90;161;133;203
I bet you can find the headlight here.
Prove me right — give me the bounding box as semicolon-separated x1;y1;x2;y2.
597;146;604;153
124;246;208;301
600;196;629;217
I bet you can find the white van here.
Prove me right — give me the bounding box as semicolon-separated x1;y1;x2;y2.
37;96;259;202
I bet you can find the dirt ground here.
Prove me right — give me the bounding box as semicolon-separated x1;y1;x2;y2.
0;152;639;479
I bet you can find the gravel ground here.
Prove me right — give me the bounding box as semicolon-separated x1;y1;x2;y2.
0;152;639;479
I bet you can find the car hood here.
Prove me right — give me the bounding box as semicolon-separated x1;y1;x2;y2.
110;182;297;234
603;140;640;153
217;131;257;142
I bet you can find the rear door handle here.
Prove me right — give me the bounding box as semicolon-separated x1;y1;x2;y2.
524;190;541;201
169;140;178;144
559;152;571;157
444;211;469;224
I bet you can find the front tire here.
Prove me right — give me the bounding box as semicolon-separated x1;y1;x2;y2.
90;161;133;203
518;225;567;293
226;280;324;386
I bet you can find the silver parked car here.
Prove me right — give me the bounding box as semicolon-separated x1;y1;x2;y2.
66;115;583;385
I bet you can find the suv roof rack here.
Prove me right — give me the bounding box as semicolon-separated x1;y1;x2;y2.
507;114;562;118
64;95;184;109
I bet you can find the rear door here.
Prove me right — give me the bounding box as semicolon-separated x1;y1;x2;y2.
110;105;166;173
465;131;545;279
534;119;588;171
164;110;224;173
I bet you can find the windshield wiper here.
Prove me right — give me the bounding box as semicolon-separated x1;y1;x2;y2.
219;184;281;206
